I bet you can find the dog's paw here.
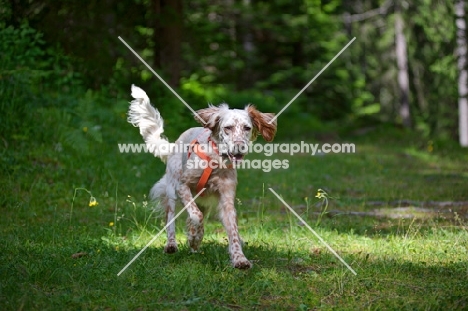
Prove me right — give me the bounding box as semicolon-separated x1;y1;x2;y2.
188;237;203;252
164;243;178;254
233;258;252;269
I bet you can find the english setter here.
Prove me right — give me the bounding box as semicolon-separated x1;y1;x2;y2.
128;85;277;269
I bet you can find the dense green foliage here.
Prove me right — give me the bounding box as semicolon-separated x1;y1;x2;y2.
1;0;462;140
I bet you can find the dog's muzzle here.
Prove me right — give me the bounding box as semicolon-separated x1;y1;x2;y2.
225;141;248;163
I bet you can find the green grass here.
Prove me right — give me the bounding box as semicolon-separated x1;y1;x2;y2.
1;112;468;310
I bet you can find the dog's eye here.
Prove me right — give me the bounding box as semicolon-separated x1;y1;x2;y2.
244;126;251;131
224;126;233;131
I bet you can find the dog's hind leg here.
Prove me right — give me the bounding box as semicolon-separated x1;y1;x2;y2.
151;177;178;254
163;196;178;253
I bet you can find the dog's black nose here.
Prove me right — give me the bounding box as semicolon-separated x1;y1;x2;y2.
232;141;248;154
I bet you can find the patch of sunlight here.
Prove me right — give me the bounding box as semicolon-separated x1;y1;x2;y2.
404;147;440;164
100;227;170;250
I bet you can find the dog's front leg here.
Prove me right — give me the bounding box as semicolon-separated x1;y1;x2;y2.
219;188;252;269
178;184;204;252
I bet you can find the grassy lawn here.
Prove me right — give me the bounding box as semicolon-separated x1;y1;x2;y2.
1;117;467;310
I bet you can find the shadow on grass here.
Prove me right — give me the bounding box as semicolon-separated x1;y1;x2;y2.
111;240;468;309
1;221;467;310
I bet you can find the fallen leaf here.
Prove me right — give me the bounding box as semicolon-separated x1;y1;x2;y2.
71;252;88;259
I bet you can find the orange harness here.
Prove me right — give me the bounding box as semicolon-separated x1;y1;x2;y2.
187;135;232;195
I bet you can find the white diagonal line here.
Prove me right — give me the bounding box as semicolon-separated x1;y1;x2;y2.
268;188;357;275
117;188;206;276
269;37;356;124
118;36;206;125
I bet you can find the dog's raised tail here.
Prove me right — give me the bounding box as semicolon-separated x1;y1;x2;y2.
128;85;172;162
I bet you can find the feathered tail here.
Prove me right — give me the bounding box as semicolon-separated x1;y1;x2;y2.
127;85;172;162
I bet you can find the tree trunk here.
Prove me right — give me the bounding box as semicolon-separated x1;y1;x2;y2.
153;0;162;70
153;0;183;88
238;0;254;89
395;3;411;128
456;0;468;147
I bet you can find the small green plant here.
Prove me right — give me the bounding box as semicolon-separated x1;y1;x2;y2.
126;195;156;234
258;183;266;228
70;187;98;224
314;188;332;226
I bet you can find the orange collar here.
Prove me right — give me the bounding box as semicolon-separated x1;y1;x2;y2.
188;135;232;195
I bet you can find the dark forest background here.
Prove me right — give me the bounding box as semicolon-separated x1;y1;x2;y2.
0;0;465;146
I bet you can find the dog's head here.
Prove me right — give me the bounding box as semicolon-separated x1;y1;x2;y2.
194;104;277;162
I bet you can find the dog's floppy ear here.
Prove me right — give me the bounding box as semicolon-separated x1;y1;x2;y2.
194;105;221;130
246;105;277;142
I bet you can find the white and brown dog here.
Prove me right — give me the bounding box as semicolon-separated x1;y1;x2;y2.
128;85;277;269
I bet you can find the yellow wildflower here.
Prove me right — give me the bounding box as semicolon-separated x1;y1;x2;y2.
427;140;434;153
109;222;114;227
315;189;328;200
89;196;98;207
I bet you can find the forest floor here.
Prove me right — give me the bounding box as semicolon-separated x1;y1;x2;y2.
1;121;467;310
